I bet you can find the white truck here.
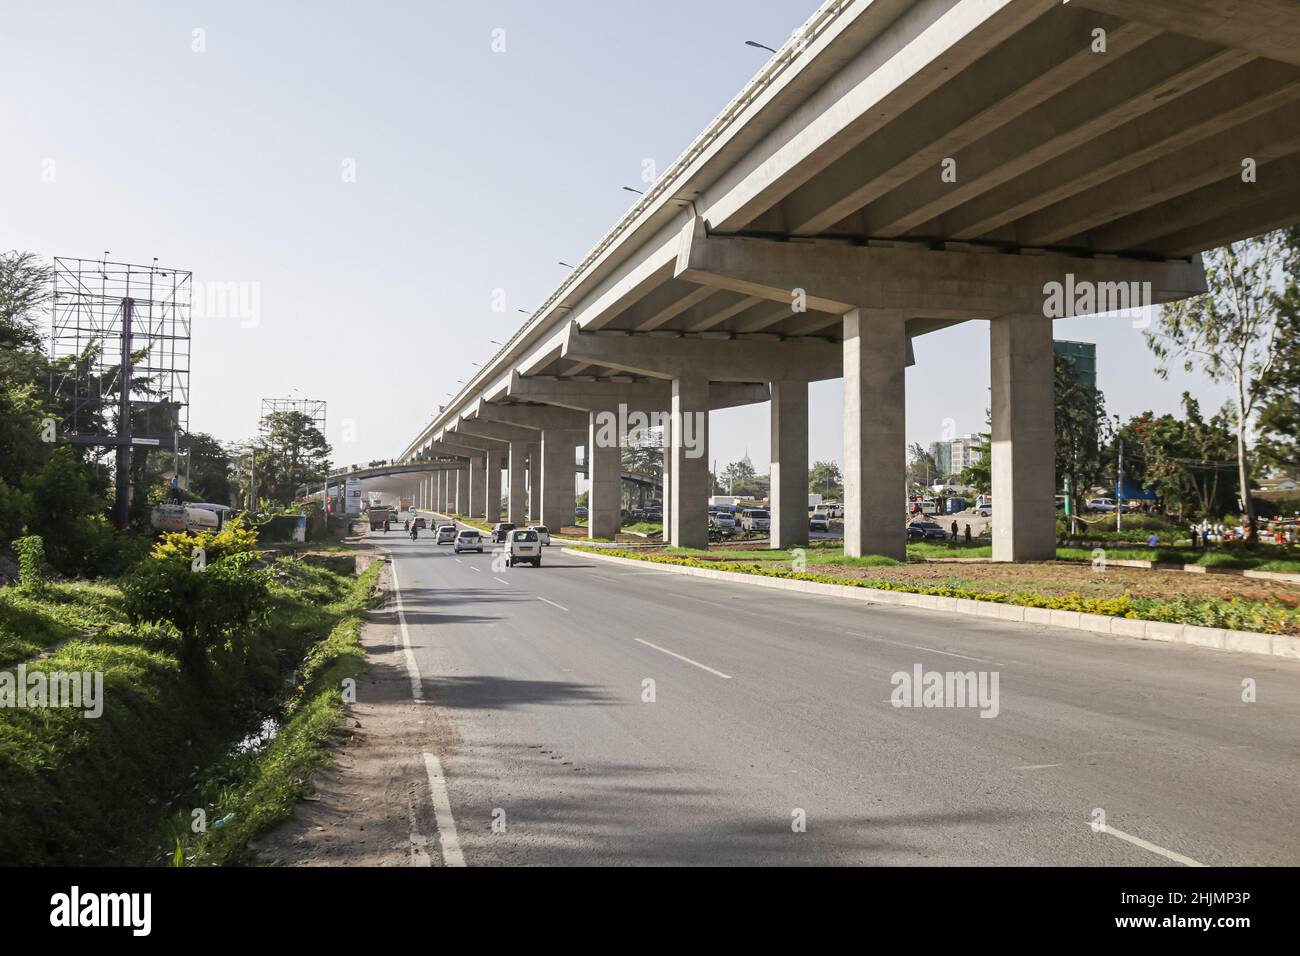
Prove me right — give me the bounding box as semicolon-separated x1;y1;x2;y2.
150;503;228;534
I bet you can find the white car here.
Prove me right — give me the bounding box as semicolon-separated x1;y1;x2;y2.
453;529;484;553
809;512;830;532
740;508;771;532
505;528;542;567
531;525;551;546
710;512;737;532
1086;497;1117;513
435;524;457;545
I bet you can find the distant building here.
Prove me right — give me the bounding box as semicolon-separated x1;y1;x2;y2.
951;434;985;473
1054;339;1097;389
929;441;952;477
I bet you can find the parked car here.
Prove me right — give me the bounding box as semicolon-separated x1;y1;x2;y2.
809;512;830;532
491;522;516;542
710;512;737;532
1086;497;1117;513
575;506;589;519
505;528;542;567
975;503;992;518
906;520;949;541
740;508;771;532
454;529;484;553
436;524;457;545
532;525;551;546
645;510;662;522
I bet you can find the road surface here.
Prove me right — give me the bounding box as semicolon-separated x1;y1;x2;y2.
377;525;1300;866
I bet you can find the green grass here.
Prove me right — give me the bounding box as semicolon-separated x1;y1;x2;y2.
0;554;378;866
172;561;382;866
0;581;124;667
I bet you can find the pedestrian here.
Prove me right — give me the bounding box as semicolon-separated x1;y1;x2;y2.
964;523;972;545
951;519;958;541
1147;532;1159;549
169;474;181;504
1190;526;1199;548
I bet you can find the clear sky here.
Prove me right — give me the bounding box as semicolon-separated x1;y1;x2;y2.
2;0;1230;478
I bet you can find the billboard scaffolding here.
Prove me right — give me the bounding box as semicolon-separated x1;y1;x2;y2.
48;256;193;528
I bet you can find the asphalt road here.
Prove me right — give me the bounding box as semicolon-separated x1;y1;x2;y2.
382;518;1300;866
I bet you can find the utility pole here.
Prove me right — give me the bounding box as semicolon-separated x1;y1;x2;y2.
113;297;135;530
1116;436;1124;533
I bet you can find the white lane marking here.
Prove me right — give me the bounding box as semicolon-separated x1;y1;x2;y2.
470;566;481;573
423;752;466;867
895;642;1002;666
634;638;733;680
538;596;568;611
1095;824;1205;867
1012;763;1062;771
493;577;509;585
453;557;462;564
387;555;425;702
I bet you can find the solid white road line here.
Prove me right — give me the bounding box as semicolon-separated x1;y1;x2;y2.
493;577;509;585
1096;824;1206;867
471;566;481;573
634;638;733;680
387;555;425;703
1012;763;1062;771
423;752;466;867
538;596;568;611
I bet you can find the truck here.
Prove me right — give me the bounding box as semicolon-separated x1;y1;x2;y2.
368;506;391;530
808;493;823;510
398;497;412;513
150;503;226;534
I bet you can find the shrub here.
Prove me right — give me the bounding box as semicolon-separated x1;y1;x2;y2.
121;548;271;678
150;517;259;563
12;534;45;592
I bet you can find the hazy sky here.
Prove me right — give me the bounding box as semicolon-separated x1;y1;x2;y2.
2;0;1231;478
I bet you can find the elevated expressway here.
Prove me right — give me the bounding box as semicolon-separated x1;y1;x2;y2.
399;0;1300;557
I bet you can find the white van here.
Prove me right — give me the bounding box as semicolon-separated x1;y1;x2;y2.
740;508;770;532
505;528;542;567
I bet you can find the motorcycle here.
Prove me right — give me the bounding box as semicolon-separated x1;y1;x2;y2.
409;525;419;541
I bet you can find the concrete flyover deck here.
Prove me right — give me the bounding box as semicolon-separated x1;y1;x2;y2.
394;0;1300;558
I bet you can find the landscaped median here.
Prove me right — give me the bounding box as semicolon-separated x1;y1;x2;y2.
563;546;1300;660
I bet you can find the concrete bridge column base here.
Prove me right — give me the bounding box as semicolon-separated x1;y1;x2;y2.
661;419;672;542
991;313;1057;562
541;429;581;531
528;443;542;522
770;379;810;550
670;375;709;550
454;467;469;516
485;449;504;522
469;456;487;519
843;309;907;560
508;441;528;525
589;411;621;540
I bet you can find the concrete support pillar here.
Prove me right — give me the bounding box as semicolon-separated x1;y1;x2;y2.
770;379;810;550
469;456;487;519
527;443;542;522
485;449;503;522
670;376;709;549
435;472;443;512
507;441;527;524
541;429;580;531
440;470;450;512
454;467;468;515
990;313;1057;561
589;411;621;540
661;419;672;542
843;310;907;560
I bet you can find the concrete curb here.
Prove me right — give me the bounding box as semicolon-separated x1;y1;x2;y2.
563;548;1300;662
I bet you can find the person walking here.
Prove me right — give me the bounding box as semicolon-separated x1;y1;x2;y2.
951;519;959;541
964;523;972;545
1190;526;1199;549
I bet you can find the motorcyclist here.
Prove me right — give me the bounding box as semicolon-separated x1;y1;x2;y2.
409;522;419;541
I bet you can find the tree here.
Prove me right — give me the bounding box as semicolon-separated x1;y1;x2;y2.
1054;353;1107;530
256;411;333;506
808;460;842;500
1116;397;1238;519
958;412;992;495
1146;230;1299;541
186;432;236;504
0;251;50;357
1256;234;1300;480
906;442;938;491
